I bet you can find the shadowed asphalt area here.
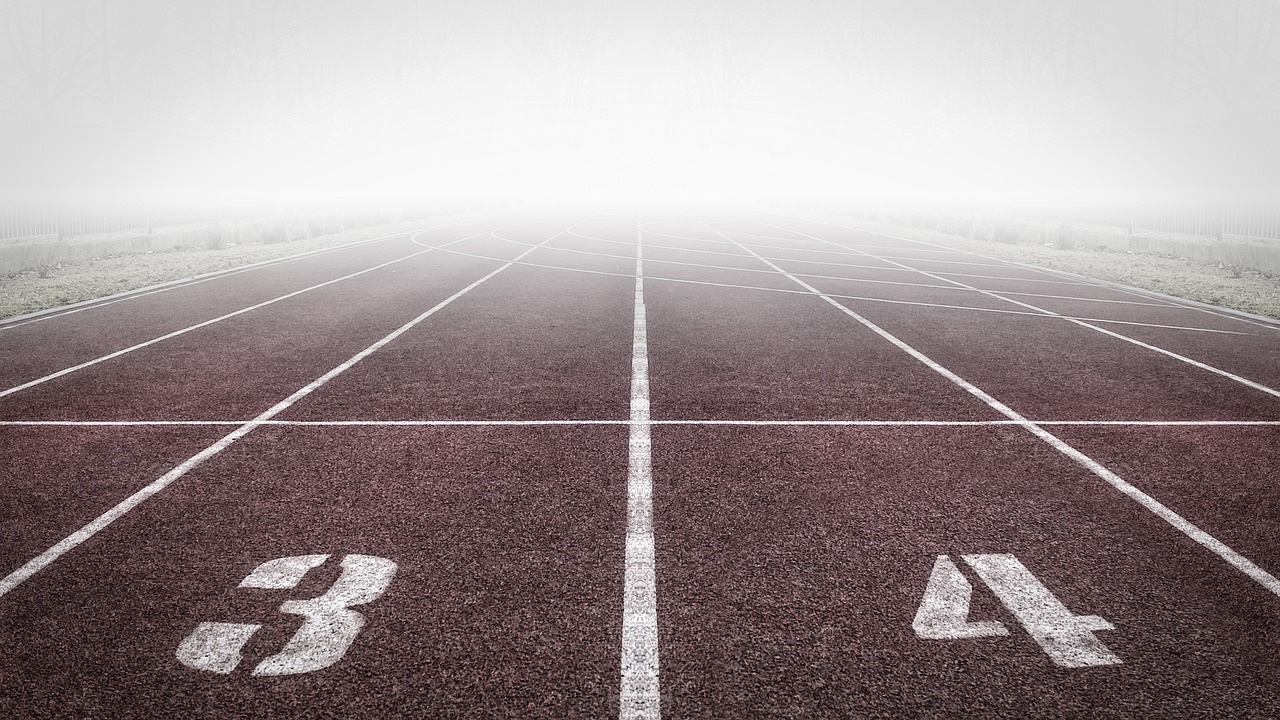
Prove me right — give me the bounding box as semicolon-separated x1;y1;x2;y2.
2;206;1278;718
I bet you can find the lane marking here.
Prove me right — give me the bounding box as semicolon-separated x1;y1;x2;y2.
912;555;1009;639
177;553;396;676
914;554;1121;668
0;221;569;598
741;206;1276;324
0;209;515;330
254;553;397;676
962;554;1120;668
177;622;260;674
740;219;1280;400
708;222;1280;599
724;216;1121;288
765;208;1280;330
621;213;661;720
732;239;1138;287
0;220;536;401
4;418;1277;428
399;243;1246;336
468;228;1177;314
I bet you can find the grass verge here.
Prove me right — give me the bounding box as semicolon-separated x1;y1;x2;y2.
0;219;442;320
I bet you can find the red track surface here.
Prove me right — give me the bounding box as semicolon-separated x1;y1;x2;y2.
2;206;1278;718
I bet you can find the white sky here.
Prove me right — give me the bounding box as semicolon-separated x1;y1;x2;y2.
2;0;1278;206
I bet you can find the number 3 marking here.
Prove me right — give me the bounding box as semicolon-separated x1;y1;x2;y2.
177;553;397;676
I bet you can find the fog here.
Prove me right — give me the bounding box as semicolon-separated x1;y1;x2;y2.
2;0;1279;210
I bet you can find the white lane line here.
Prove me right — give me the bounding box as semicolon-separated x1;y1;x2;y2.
726;230;1018;269
465;230;964;287
710;223;1280;599
763;208;1280;331
0;210;514;330
606;224;1226;310
628;224;738;248
738;243;1107;287
656;234;1133;288
2;418;1278;427
589;223;1116;297
0;222;569;599
620;214;661;720
396;243;1247;335
743;219;1280;400
0;221;532;401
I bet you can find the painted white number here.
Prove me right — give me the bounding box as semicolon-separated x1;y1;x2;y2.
913;553;1120;668
177;553;397;676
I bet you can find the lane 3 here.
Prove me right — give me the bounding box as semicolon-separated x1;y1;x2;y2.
0;426;627;719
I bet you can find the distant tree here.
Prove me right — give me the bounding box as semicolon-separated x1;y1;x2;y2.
0;0;111;118
662;0;777;142
1176;0;1280;122
505;0;612;144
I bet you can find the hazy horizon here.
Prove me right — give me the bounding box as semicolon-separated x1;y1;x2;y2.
3;0;1279;208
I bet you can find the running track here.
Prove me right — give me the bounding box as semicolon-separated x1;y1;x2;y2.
1;205;1278;718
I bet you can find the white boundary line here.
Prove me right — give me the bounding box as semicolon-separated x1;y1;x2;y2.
578;223;1215;312
738;218;1280;400
0;219;534;401
0;219;571;599
1;418;1276;428
763;207;1280;330
553;223;1231;311
0;208;515;330
728;214;1165;289
407;241;1248;336
705;220;1280;599
620;211;661;720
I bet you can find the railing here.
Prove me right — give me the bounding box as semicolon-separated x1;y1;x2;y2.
1006;203;1280;242
1;205;170;242
0;204;289;242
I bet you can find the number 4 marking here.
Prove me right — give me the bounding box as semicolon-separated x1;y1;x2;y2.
177;553;397;676
913;554;1120;668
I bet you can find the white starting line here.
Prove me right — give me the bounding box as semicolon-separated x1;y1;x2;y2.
2;419;1278;428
